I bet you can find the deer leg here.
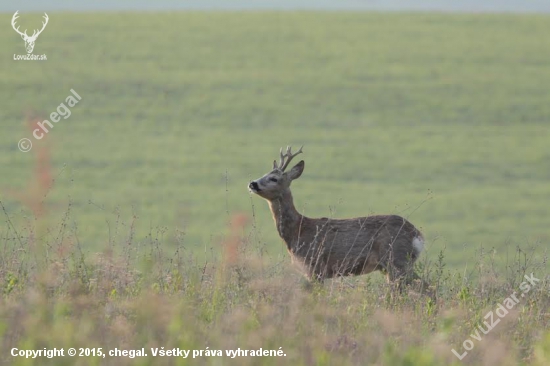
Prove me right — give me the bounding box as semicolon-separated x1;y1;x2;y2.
386;264;407;293
388;261;434;299
299;271;324;292
407;270;435;299
309;268;326;283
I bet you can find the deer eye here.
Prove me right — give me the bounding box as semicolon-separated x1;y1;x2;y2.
269;177;278;183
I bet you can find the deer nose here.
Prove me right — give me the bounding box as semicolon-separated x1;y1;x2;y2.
249;181;259;191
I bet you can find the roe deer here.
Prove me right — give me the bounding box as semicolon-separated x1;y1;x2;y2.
248;146;425;289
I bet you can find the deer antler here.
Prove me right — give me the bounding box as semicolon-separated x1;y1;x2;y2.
276;145;303;172
31;13;49;39
11;11;28;37
11;11;48;40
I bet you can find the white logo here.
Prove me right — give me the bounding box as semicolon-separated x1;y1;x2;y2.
11;11;48;60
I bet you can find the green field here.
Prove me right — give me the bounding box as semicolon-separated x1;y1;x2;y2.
1;11;550;366
2;12;549;268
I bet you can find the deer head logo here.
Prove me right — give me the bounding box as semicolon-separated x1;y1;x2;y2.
11;11;49;54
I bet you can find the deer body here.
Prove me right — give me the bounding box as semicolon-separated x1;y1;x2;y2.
249;146;424;286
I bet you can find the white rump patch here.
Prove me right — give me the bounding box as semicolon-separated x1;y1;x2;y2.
412;237;425;254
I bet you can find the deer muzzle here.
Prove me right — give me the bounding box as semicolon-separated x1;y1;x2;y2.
248;181;260;192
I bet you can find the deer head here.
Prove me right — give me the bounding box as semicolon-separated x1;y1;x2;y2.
11;11;49;54
248;146;304;200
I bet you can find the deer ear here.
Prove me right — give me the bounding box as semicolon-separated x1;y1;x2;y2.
287;160;305;180
273;160;278;170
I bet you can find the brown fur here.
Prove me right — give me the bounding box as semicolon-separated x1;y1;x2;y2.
249;147;425;287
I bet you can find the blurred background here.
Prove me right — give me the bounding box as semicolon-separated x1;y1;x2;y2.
3;0;550;12
1;0;548;269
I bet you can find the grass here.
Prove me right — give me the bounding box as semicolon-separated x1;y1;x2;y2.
0;11;549;364
0;12;549;267
0;206;549;365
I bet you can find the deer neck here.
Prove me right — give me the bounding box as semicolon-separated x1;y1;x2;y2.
268;189;302;248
